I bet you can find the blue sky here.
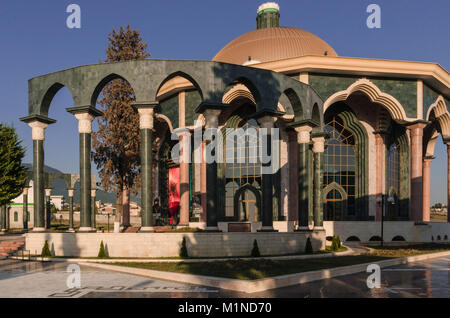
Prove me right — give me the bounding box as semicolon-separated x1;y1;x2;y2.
0;0;449;204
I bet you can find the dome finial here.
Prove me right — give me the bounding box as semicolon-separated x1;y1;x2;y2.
256;2;280;29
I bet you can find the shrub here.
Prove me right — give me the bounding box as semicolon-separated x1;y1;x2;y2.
97;240;107;258
251;239;260;257
331;235;339;251
179;237;188;258
336;235;342;248
305;237;313;254
41;240;51;257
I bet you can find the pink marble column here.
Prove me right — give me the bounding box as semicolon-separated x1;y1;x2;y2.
447;143;450;222
408;123;427;222
179;132;190;226
422;156;433;222
374;133;385;221
200;139;207;223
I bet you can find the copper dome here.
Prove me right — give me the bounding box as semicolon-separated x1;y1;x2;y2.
213;27;338;65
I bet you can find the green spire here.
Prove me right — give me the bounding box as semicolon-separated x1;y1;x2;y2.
256;2;280;29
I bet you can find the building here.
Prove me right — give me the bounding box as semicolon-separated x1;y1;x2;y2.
10;3;450;256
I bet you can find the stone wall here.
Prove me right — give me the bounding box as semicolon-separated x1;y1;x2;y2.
323;221;449;243
25;231;326;258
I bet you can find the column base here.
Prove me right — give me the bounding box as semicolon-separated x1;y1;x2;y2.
204;226;221;232
139;226;155;233
67;228;75;233
32;227;46;232
313;226;325;231
257;226;278;232
78;227;96;233
295;226;312;232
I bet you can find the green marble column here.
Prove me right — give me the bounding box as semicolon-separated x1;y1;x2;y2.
45;191;51;229
313;151;324;227
206;159;218;228
0;205;6;231
23;192;28;231
79;132;92;230
298;142;309;227
91;190;96;230
33;139;45;230
141;128;153;229
261;133;273;228
68;193;74;230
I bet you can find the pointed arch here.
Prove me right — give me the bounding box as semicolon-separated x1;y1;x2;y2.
323;78;408;122
426;96;450;140
40;83;76;116
155;71;204;101
90;73;135;107
223;76;261;107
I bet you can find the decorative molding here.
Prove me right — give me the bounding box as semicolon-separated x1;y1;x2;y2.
323;78;408;122
425;95;450;139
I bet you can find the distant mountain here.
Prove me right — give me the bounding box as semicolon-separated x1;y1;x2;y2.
23;163;141;205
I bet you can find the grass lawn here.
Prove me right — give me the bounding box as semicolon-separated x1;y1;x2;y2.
108;243;450;280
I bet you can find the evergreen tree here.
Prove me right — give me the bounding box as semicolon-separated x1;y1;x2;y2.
179;237;188;258
0;124;27;206
92;26;150;228
98;240;107;258
251;239;260;257
41;240;51;257
305;237;313;254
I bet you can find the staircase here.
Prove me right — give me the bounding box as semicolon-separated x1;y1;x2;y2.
0;240;25;258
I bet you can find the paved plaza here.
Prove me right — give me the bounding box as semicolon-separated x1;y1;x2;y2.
0;256;448;298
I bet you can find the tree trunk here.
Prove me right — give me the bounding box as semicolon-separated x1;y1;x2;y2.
115;189;123;223
122;184;131;228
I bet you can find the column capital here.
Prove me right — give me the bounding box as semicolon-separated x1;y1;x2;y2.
404;120;430;133
67;189;75;197
203;109;222;129
256;115;276;129
91;189;96;197
27;121;49;141
311;132;328;153
45;188;52;197
294;125;313;144
131;101;158;130
66;106;103;134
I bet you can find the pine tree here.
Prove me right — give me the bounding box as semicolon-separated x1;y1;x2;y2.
305;237;313;254
98;240;107;258
41;240;51;257
92;26;150;228
251;239;260;257
0;124;27;206
179;237;188;258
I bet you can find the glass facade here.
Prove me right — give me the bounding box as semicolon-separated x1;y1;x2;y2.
225;119;261;220
324;116;357;219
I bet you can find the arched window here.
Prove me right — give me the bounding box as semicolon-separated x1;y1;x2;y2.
386;141;400;196
225;119;262;220
324;116;356;217
14;212;18;222
325;189;344;221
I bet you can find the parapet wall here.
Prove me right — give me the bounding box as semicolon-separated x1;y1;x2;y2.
323;221;449;243
25;230;326;258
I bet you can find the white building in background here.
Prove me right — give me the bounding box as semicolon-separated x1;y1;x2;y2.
50;195;65;210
